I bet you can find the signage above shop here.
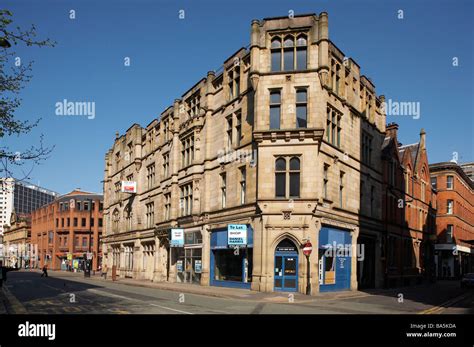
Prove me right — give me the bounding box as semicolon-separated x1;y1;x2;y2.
121;181;137;194
170;229;184;247
228;224;247;247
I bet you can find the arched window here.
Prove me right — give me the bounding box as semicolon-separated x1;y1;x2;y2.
271;37;282;72
296;34;307;70
275;157;301;198
289;157;301;198
112;209;120;233
275;158;287;198
283;36;294;71
124;206;132;231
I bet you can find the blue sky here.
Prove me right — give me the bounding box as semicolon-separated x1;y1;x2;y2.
2;0;473;194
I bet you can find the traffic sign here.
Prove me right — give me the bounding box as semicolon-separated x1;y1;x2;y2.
303;241;312;257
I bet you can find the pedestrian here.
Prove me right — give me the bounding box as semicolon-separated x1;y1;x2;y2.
41;264;48;278
102;263;108;280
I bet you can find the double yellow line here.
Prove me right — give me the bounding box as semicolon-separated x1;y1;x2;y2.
419;292;472;314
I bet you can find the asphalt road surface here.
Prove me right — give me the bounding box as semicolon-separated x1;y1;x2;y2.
2;270;473;314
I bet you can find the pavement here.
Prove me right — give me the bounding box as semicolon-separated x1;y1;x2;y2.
1;269;473;314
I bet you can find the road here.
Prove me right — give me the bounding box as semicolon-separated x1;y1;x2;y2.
1;270;473;314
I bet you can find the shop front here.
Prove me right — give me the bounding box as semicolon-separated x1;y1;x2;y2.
175;228;203;284
210;224;253;289
318;226;352;292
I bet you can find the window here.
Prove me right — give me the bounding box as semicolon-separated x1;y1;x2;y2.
76;201;81;211
362;132;372;165
388;160;396;186
227;66;240;100
73;217;78;227
447;200;453;214
186;93;200;118
164;193;171;220
82;237;87;247
147;164;155;190
90;218;94;227
56;218;59;228
61;218;64;227
447;175;454;189
275;157;300;198
296;88;307;128
226;116;233;148
431;177;437;190
271;34;307;72
275;158;286;198
339;172;344;208
221;173;227;208
145;203;154;229
75;236;79;247
323;164;329;200
181;135;194;167
180;183;193;216
163;153;170;177
48;231;53;244
112;210;119;233
271;37;282;72
81;218;86;227
421;181;426;202
163;119;169;141
83;201;89;211
331;60;340;94
240;167;246;204
370;186;375;217
235;112;242;147
270;90;281;129
446;225;454;243
326;106;342;147
98;218;103;227
67;218;70;227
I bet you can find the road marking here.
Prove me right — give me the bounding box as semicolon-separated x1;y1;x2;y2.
150;303;194;315
418;292;472;314
87;288;194;314
1;286;27;314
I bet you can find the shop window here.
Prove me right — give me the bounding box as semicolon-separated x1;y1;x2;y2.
214;248;252;282
185;231;202;245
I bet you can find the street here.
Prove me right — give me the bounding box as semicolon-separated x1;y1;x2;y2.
1;270;473;314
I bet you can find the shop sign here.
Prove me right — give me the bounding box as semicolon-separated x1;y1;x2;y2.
170;229;184;247
177;260;183;272
86;252;93;260
194;260;202;273
121;181;137;194
67;253;73;261
73;259;79;269
228;224;247;247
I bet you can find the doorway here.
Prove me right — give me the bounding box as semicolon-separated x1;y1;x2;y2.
274;239;299;292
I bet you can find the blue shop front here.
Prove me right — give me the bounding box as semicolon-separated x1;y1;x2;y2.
318;226;352;292
210;224;253;289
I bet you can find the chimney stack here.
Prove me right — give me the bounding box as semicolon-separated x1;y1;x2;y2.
386;122;399;139
420;128;426;150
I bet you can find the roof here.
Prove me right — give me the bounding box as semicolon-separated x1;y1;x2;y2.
398;143;420;165
429;162;474;189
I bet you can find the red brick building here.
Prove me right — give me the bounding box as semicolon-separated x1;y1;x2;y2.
429;162;474;278
31;190;103;271
382;124;437;287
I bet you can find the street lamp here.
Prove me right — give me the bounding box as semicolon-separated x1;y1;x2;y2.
84;198;93;278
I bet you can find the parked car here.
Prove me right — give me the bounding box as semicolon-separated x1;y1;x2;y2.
460;273;474;288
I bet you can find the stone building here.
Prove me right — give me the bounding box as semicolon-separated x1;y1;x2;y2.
430;162;474;278
2;211;31;268
31;190;103;271
102;13;393;294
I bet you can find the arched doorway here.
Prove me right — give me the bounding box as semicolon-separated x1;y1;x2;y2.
274;239;299;292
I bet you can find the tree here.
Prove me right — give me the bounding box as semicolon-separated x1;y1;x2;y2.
0;9;55;183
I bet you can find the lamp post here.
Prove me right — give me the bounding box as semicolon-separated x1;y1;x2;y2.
84;198;93;278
